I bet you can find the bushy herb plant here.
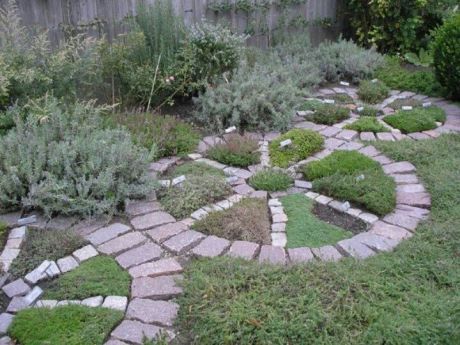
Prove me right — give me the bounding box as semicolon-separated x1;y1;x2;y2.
310;104;350;125
358;80;390;104
207;134;260;167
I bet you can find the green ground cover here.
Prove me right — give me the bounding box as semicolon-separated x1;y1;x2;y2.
345;117;389;133
248;169;293;192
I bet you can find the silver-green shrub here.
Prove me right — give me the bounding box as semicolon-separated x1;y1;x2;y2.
0;97;154;217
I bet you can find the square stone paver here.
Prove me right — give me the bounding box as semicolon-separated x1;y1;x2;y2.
191;236;230;257
336;129;358;141
125;201;160;217
226;241;259;260
288;247;314;264
233;184;255;195
271;223;286;232
98;232;146;255
376;132;394;141
131;275;183;299
102;296;128;312
383;161;416;174
358;145;380;157
162;230;205;254
320;126;341;137
271;233;287;247
111;320;169;345
2;279;30;298
370;221;413;240
72;245;98;263
131;212;175;231
390;174;418;184
353;233;399;252
396;192;431;208
258;245;286;265
126;298;179;327
57;256;79;273
128;258;183;279
0;313;14;335
383;212;419;231
396;184;425;193
311;246;342;262
71;218;107;237
146;222;187;243
81;296;103;307
116;242;163;269
395;205;430;220
336;239;376;259
360;132;376;141
324;138;345;150
86;223;131;246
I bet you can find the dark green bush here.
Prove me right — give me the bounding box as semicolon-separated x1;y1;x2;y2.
303;150;380;181
168;162;225;178
345;117;389;133
269;129;324;168
383;106;446;133
357;80;389;103
433;13;460;100
329;93;354;104
358;105;380;117
207;134;260;168
248;169;293;192
387;98;423;110
298;99;323;111
310;104;350;125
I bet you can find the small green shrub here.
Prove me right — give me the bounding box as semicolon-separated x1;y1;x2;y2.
387;98;423;110
0;98;154;216
357;80;389;103
9;305;123;345
329;93;354;104
9;229;86;278
345;117;389;133
207;134;260;168
192;198;271;244
432;13;460;100
383;107;446;133
248;169;293;191
303;150;380;181
358;105;380;117
310;104;350;125
269;129;324;168
297;99;323;111
0;221;7;254
168;162;225;178
44;256;131;300
159;175;231;219
312;169;396;216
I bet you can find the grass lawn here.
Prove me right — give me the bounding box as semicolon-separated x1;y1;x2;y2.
172;134;460;345
281;194;351;248
43;256;130;300
9;305;123;345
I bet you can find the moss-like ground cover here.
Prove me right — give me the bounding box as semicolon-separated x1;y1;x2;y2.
9;305;123;345
281;194;351;248
168;161;225;178
248;169;293;192
43;256;130;300
207;134;260;168
384;106;446;133
172;134;460;345
310;104;350;125
345;116;389;133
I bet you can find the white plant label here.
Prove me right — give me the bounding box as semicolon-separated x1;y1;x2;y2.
402;106;413;111
357;106;364;112
323;99;335;104
280;139;292;148
172;175;186;186
339;81;350;86
225;126;236;133
371;79;378;83
422;102;432;108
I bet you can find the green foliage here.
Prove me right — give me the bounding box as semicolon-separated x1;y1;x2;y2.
433;13;460;100
44;256;131;300
297;99;323;111
192;198;271;244
375;56;444;97
357;80;389;104
303;150;380;181
358;105;380;117
9;229;86;278
312;169;396;216
345;117;389;133
0;221;7;254
9;305;123;345
248;169;293;192
0;97;154;216
207;134;260;168
269;129;324;168
329;93;354;104
281;193;351;248
310;104;350;125
383;106;446;133
159;175;231;219
387;98;423;110
168;162;225;178
404;48;433;68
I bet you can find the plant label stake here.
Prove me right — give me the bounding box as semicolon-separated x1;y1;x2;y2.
422;102;432;108
18;215;37;226
371;79;378;83
340;81;350;86
323;99;335;104
225;126;236;134
280;139;292;148
172;175;186;186
402;106;413;111
357;106;364;112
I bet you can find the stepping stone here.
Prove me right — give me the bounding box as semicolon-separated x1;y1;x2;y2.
190;208;208;220
370;221;413;240
383;212;419;231
258;245;286;265
336;239;376;259
162;230;205;254
2;279;30;298
86;223;131;246
272;213;288;223
305;191;320;199
6;297;28;313
125;201;160;217
131;275;183;299
116;242;163;269
25;260;51;284
288;247;314;263
372;155;393;164
271;233;287;247
408;132;430;140
396;192;431;208
383;161;416;174
270;206;284;215
111;320;170;345
0;313;14;335
98;232;146;255
358;145;380;157
376;132;394;141
337;141;363;151
191;236;230;257
131;212;175;231
57;256;79;273
422;130;440;138
146;222;188;243
336;129;358;141
311;246;342;262
81;296;103;307
271;223;286;232
395;205;430;220
8;227;26;239
24;286;43;305
353;233;399;252
315;195;332;205
128;258;183;279
127;298;179;327
227;241;259;260
36;300;58;308
233;184;255;195
396;184;425;193
45;261;60;278
324;138;345;150
72;245;98;263
294;180;312;189
102;296;128;312
71;217;107;237
358;212;379;224
390;174;418;184
360;132;376;141
320;126;341;137
250;190;268;199
346;208;362;217
105;339;129;345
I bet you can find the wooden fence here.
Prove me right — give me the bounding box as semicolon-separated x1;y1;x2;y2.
1;0;342;47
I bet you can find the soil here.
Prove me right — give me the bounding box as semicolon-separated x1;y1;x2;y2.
313;202;368;234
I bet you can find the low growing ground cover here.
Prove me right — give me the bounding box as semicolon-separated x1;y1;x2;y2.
167;162;225;178
207;134;260;168
43;256;131;300
9;305;123;345
248;169;293;192
384;107;446;133
269;129;324;168
358;105;380;117
387;98;423;110
327;93;354;104
298;99;324;111
0;222;7;253
281;194;351;248
172;134;460;345
310;104;350;125
192;198;271;244
9;229;86;278
357;80;389;103
303;151;395;215
345;116;389;133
